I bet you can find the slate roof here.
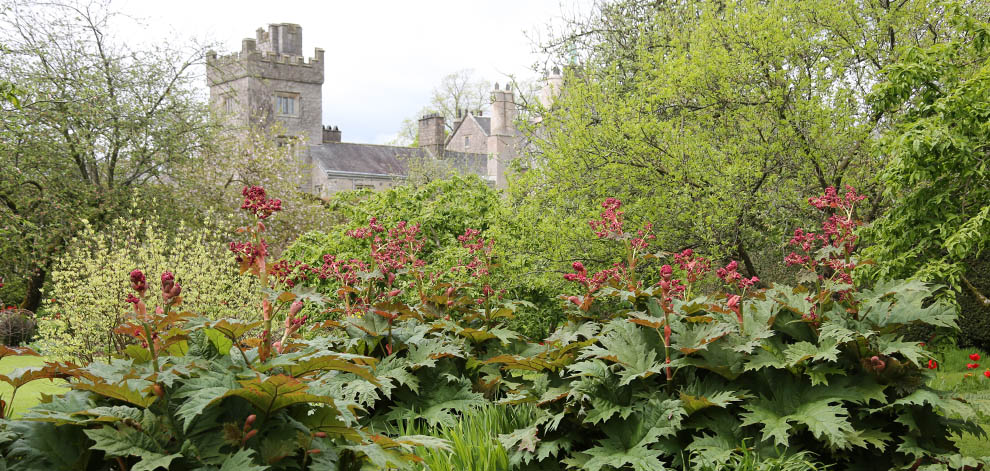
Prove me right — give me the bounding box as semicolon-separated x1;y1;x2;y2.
474;116;491;135
310;142;487;178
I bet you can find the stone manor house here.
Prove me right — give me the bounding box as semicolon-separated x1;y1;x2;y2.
206;23;563;195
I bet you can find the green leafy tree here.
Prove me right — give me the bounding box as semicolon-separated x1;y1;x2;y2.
507;0;989;291
391;70;492;146
863;8;990;306
0;1;216;311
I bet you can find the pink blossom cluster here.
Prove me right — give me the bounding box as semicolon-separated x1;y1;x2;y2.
240;186;282;220
455;228;502;305
716;261;759;290
129;269;147;295
315;254;367;286
270;259;313;288
630;223;656;250
589;198;625;239
349;218;425;284
563;261;621;295
655;264;686;308
808;185;866;211
160;271;182;304
456;228;494;279
673;249;710;283
785;186;866;287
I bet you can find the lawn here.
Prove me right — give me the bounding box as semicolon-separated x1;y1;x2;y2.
0;355;68;418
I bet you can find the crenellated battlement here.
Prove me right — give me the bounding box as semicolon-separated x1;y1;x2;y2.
206;49;324;68
206;48;325;86
206;24;324;86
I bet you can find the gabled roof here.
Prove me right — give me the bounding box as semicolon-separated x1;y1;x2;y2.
310;142;488;178
474;115;491;135
447;114;491;145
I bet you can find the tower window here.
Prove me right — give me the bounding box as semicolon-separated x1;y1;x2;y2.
275;92;299;116
223;95;235;113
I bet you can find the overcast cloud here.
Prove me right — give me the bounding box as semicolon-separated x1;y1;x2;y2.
112;0;590;144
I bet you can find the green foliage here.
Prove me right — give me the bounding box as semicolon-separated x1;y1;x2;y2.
38;211;259;361
0;318;432;470
393;403;539;471
863;8;990;291
0;2;218;313
287;174;500;264
3;186;987;470
507;0;987;295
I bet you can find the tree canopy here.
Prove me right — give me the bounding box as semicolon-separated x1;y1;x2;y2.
505;0;989;287
863;7;990;305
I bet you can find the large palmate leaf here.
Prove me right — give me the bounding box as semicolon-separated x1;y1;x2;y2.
876;336;928;366
223;375;335;415
783;339;841;366
84;412;180;471
384;373;484;427
218;449;269;471
284;354;380;384
406;337;463;369
71;380;158;408
0;365;61;389
741;378;864;449
856;279;956;328
579;400;684;471
6;420;91;469
580;319;664;386
672;319;736;355
546;320;601;344
580;436;668;471
173;374;240;431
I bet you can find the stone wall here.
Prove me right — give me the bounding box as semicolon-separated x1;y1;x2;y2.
309;166;403;197
446;115;489;154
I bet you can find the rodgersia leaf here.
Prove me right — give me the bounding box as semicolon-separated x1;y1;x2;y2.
580;319;664;386
6;421;91;470
740;400;794;447
173;374;239;431
84;417;180;471
218;449;268;471
783;339;840;366
385;372;484;427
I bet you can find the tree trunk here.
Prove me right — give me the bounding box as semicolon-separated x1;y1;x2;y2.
20;265;47;313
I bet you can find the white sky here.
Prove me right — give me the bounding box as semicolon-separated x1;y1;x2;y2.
114;0;590;144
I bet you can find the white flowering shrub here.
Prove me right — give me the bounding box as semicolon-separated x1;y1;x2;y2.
38;213;259;361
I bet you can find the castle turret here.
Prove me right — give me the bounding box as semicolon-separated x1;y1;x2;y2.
418;113;446;157
488;83;518;189
206;23;324;146
539;66;563;108
257;23;303;56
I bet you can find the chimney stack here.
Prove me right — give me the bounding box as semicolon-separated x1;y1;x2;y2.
322;125;341;143
417;113;445;157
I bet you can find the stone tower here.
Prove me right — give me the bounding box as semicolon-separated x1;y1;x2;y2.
206;23;325;146
488;83;519;189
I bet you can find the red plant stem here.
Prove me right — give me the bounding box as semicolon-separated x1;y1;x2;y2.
142;322;160;373
256;226;272;362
